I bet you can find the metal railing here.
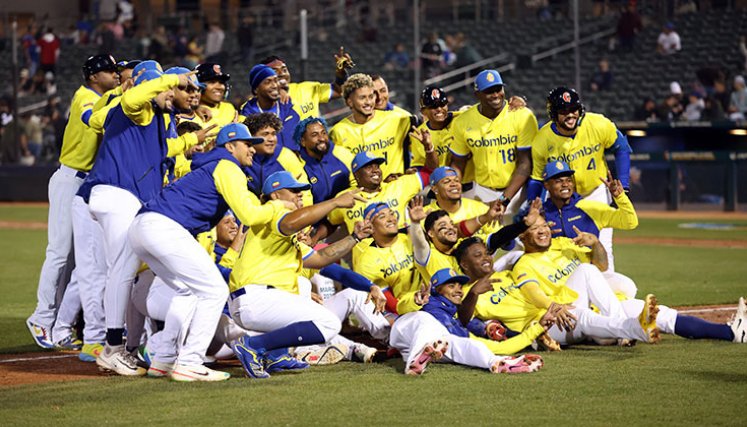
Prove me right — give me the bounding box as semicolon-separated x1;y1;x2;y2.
530;27;616;62
422;53;513;93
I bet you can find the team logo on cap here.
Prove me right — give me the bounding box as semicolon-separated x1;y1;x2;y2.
272;181;281;188
556;161;564;170
352;162;358;169
213;64;222;74
228;131;236;138
486;73;495;82
562;92;571;103
109;55;116;63
431;88;440;99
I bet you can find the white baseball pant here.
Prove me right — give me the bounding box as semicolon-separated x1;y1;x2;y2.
128;212;228;366
472;184;525;224
70;195;107;344
88;185;143;330
565;263;626;318
603;271;638;299
547;306;650;345
584;183;615;272
29;164;84;329
390;311;499;371
620;299;678;334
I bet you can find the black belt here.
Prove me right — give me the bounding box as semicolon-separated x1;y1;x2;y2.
76;171;88;180
230;285;274;300
461;182;474;192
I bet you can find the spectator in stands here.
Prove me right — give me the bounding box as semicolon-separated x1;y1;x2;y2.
185;35;204;69
149;25;172;63
728;75;747;120
20;113;43;161
659;94;684;121
21;25;40;77
589;59;613;92
712;80;730;112
237;15;254;63
739;36;747;73
616;3;642;52
683;93;704;121
633;97;660;122
657;22;681;55
384;43;410;70
701;96;725;121
205;22;225;63
453;33;482;73
18;69;32;97
37;28;60;75
43;95;65;155
421;33;443;77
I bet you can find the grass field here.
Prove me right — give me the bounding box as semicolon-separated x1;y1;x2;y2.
1;205;746;426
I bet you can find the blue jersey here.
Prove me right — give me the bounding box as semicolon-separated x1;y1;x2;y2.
299;142;353;203
422;294;486;338
240;99;301;151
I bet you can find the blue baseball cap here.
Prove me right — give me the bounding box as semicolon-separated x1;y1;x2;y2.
249;64;276;91
429;166;459;187
429;268;470;295
133;60;163;76
134;69;163;86
363;202;389;219
262;171;311;195
542;160;575;181
351;151;385;173
165;66;205;89
216;123;264;146
474;69;504;92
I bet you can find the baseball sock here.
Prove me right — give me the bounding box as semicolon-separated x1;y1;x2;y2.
106;328;125;347
247;321;325;353
674;315;734;341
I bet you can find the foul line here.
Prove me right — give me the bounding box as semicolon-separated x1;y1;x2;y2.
0;354;76;364
677;306;736;314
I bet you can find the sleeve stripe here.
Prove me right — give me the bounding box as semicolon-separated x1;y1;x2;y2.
302;249;316;261
448;148;469;158
515;278;539;289
80;109;93;126
276;212;290;236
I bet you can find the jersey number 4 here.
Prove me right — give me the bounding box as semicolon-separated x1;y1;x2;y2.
587;158;596;170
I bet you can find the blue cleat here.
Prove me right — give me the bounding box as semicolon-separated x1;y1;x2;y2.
264;351;310;373
231;336;270;379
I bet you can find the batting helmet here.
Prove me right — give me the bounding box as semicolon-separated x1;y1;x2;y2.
420;86;448;109
82;54;117;80
546;87;585;124
195;63;230;83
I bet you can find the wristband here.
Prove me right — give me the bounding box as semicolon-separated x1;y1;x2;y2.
475;215;484;226
499;194;510;207
334;71;348;87
351;233;361;243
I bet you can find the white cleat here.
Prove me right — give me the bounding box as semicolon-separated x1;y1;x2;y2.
352;344;378;363
296;344;348;365
731;297;747;343
96;345;146;376
147;360;175;378
170;364;230;382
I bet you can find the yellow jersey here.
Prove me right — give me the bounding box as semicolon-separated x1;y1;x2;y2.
330;110;411;178
59;85;103;171
450;104;538;189
352;233;422;313
414;242;460;282
465;270;546;333
202;101;237;128
511;237;590;306
410;111;475;183
288;81;333;120
423;198;500;238
229;207;315;294
531;112;618;196
327;173;424;233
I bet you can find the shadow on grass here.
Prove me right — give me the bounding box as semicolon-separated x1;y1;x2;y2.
0;344;50;355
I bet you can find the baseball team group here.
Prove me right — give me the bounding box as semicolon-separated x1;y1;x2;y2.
25;48;747;381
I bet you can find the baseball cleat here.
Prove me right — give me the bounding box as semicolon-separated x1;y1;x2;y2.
264;351;310;373
147;360;175;378
485;320;508;341
405;340;448;376
296;344;348;366
231;336;270;379
352;344;378;363
170;364;230;382
54;335;83;351
491;354;543;374
538;333;562;351
638;294;660;344
26;319;54;349
731;297;747;343
96;345;146;376
79;343;104;362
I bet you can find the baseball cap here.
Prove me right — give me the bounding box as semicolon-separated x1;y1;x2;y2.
542;161;575;181
429;166;458;187
429;268;470;295
262;171;311;195
474;70;504;92
195;62;230;83
133;60;163;77
351;151;385;173
165;66;205;89
363;202;389;219
134;69;164;86
420;86;448;109
216;123;264;146
249;64;277;91
82;54;118;79
116;60;141;72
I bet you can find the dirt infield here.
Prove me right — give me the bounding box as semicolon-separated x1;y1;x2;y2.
0;304;737;388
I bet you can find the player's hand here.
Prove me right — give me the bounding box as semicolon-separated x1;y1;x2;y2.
334;188;366;208
549;302;577;331
539;308;557;329
484;199;505;224
334;46;355;73
194;124;218;144
470;276;501;296
353;210;374;240
507;95;527;111
523;198;542;227
571;225;598;247
404;167;418;175
366;285;387;314
383;173;402;183
408;195;427;223
121;77;135;92
414;283;431;306
310;292;324;305
177;70;200;90
195;105;213;123
296;229;313;246
278;88;290;104
408;126;434;152
229;224;249;252
600;170;624;198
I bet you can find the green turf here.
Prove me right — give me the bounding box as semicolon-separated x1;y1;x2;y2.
617;218;747;241
1;208;746;425
0;205;48;223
